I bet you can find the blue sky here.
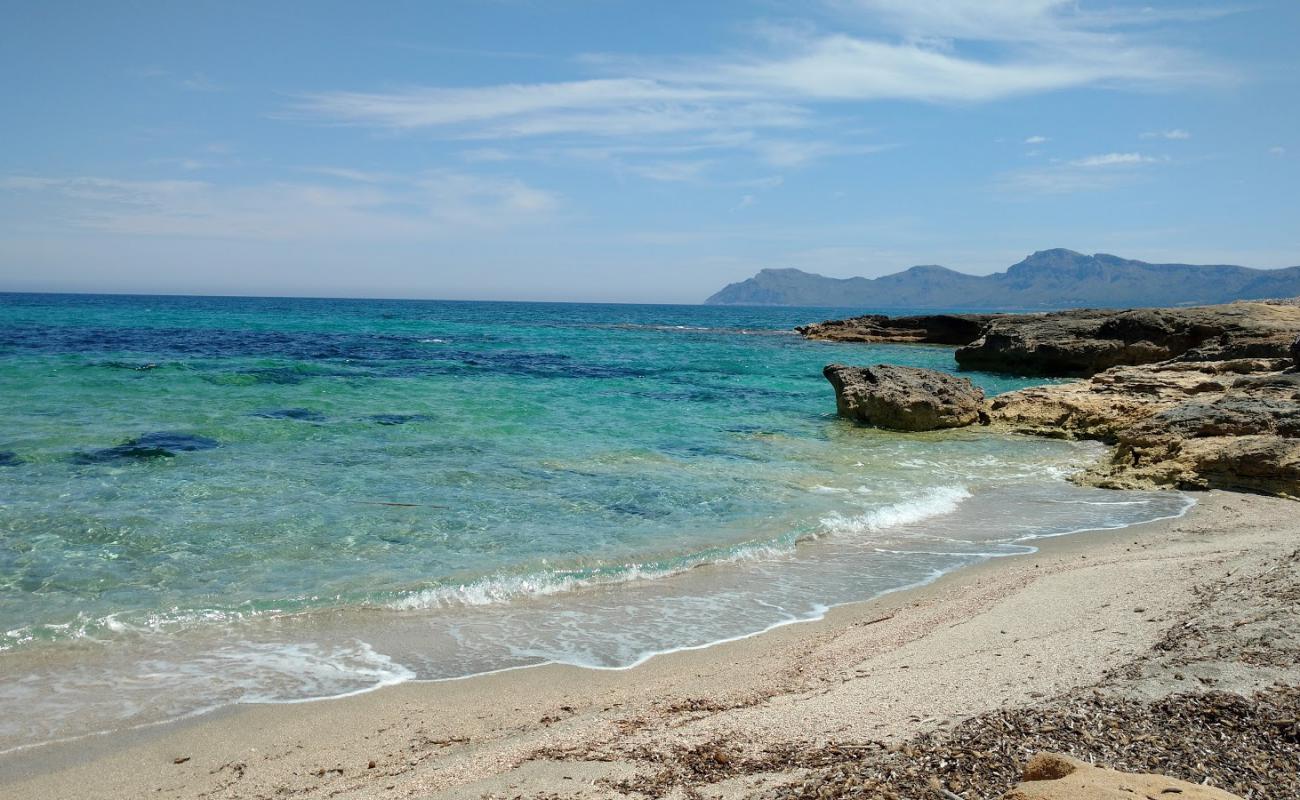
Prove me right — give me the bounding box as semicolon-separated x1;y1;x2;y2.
1;0;1297;302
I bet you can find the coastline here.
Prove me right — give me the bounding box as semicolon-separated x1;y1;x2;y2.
5;489;1295;799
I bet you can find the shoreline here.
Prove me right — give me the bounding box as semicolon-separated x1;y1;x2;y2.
5;489;1294;799
0;448;1188;758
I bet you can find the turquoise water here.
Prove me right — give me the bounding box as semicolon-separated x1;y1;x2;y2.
0;294;1190;750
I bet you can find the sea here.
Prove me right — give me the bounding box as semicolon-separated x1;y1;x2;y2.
0;293;1192;753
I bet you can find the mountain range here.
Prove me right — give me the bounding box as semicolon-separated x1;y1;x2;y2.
704;249;1300;309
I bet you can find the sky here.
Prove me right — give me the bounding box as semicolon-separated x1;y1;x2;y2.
1;0;1297;303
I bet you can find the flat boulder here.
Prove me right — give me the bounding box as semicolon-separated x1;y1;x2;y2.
823;364;985;431
1003;752;1243;800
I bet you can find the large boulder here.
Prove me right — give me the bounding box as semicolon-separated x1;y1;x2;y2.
1002;752;1243;800
955;303;1300;377
823;364;985;431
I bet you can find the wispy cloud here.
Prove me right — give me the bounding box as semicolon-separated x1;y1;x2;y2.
1070;152;1160;167
1141;128;1191;140
1269;146;1286;156
1024;135;1049;144
1000;149;1165;194
1;171;558;240
286;0;1223;179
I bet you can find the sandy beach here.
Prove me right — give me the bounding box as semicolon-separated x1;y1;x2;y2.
3;489;1296;799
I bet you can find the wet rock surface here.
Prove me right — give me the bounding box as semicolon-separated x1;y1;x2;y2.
797;313;998;345
823;364;985;431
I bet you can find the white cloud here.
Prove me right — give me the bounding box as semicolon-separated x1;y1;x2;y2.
1024;135;1049;144
1070;152;1159;167
1;172;558;240
1269;146;1286;156
1141;128;1191;139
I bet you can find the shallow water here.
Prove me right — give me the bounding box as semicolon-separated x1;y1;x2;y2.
0;294;1190;750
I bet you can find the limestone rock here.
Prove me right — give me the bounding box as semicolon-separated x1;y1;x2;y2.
1103;372;1300;496
989;360;1300;497
822;364;985;431
1002;752;1244;800
985;360;1274;442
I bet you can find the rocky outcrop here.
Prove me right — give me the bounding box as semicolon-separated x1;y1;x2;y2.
955;303;1300;377
1002;753;1244;800
986;360;1273;441
988;363;1300;497
812;300;1300;497
797;313;997;345
823;364;985;431
1100;372;1300;495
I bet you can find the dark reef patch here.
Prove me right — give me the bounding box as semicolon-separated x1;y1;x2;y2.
72;432;220;464
0;450;22;466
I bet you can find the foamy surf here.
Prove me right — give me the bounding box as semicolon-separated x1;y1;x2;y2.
818;485;972;535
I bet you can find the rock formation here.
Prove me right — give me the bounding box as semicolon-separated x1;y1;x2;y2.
796;313;997;344
811;300;1300;497
1001;752;1244;800
954;303;1300;377
822;364;985;431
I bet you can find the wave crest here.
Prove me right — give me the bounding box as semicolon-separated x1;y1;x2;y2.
818;486;972;536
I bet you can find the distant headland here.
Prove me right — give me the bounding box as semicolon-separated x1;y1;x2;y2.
705;248;1300;309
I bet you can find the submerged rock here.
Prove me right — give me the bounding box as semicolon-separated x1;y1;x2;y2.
1003;752;1243;799
73;432;220;464
0;451;22;466
823;364;985;431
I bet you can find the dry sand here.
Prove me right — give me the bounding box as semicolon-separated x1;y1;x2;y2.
2;490;1296;799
